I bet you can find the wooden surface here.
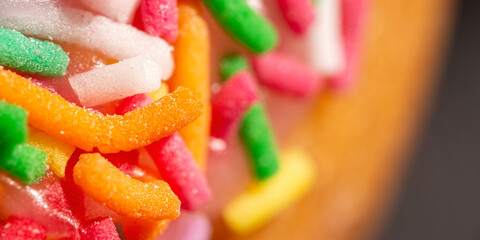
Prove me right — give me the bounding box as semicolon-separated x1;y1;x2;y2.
213;0;455;239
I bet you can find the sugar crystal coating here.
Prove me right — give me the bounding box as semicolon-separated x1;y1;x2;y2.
0;0;174;80
141;0;179;42
0;0;352;236
69;55;162;107
0;174;80;238
73;153;181;221
0;70;204;153
0;27;69;76
145;133;212;210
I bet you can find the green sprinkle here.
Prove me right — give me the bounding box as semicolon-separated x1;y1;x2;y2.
220;54;249;81
0;27;69;76
0;101;27;148
203;0;278;53
0;144;47;184
0;146;15;165
239;104;279;180
0;101;46;184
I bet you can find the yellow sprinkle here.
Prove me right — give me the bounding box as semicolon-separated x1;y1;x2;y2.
147;83;170;101
223;148;316;235
27;127;75;178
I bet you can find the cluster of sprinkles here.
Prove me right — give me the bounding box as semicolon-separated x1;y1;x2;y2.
0;0;367;239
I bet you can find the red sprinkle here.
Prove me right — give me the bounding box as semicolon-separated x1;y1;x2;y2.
277;0;315;34
0;216;47;240
102;150;140;175
79;217;120;240
211;71;259;139
140;0;179;43
251;51;321;97
145;133;212;210
115;93;153;115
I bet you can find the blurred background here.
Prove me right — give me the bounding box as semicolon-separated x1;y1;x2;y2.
379;0;480;239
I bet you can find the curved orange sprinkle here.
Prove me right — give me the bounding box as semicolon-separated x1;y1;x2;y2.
0;69;203;153
169;1;211;169
120;166;171;239
73;153;180;221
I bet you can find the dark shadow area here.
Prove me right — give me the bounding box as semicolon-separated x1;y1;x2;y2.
378;0;480;239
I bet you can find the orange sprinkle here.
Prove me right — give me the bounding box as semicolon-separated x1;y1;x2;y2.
122;219;170;240
73;153;181;221
120;166;171;239
0;69;203;153
169;1;211;169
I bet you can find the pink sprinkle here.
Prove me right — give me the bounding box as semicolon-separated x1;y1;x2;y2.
140;0;179;43
145;133;212;210
251;51;321;97
102;150;140;176
0;216;47;240
211;71;259;139
115;93;153;115
35;49;40;54
79;217;120;240
158;212;212;240
277;0;315;34
330;0;368;92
